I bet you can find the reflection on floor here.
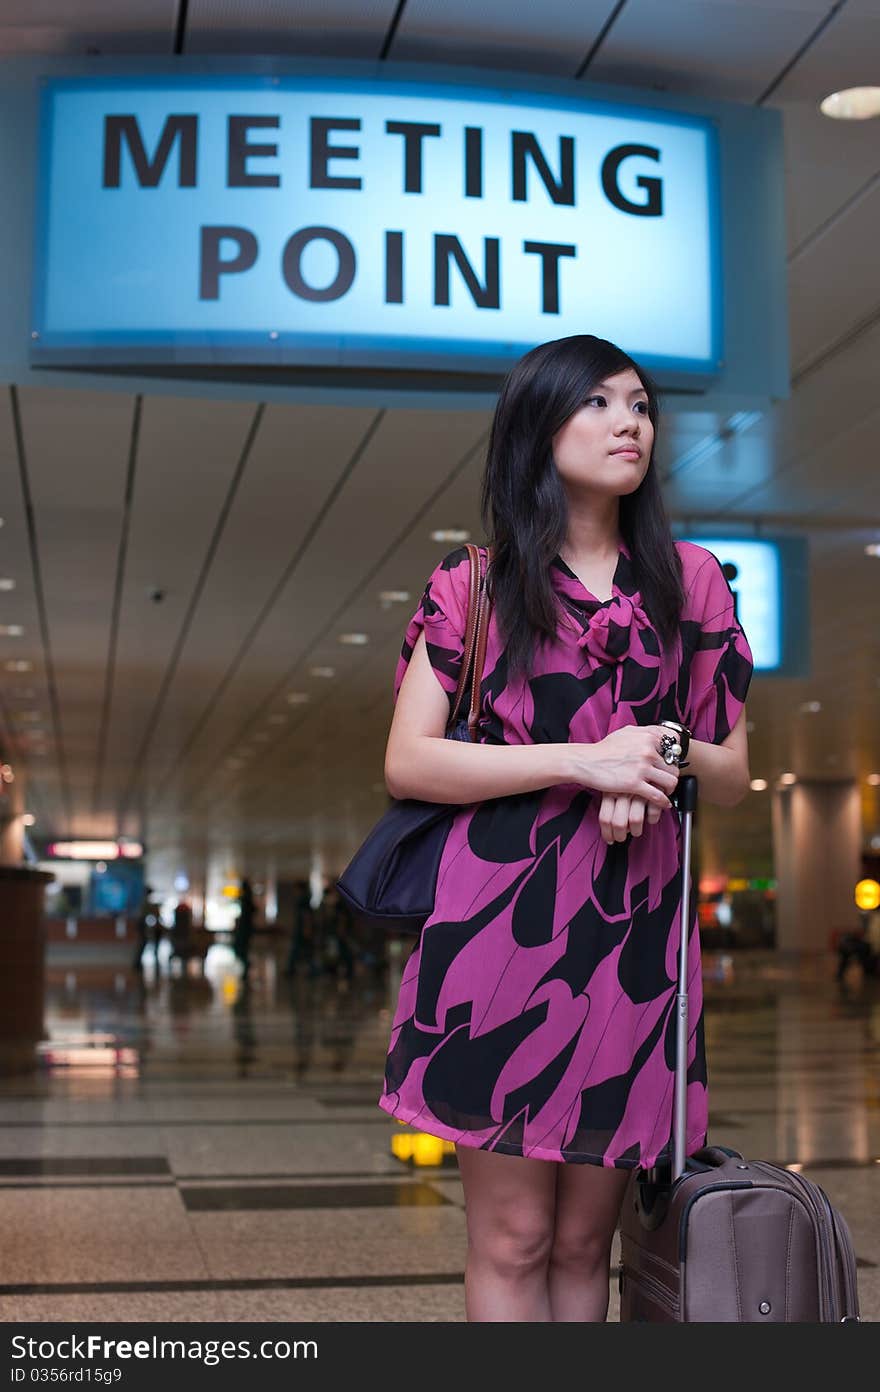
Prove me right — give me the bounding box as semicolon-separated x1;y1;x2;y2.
0;940;877;1323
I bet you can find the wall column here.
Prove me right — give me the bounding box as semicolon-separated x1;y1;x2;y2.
772;780;861;956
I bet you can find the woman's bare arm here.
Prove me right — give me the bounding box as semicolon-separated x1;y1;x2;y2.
384;630;677;811
682;708;751;808
384;631;570;803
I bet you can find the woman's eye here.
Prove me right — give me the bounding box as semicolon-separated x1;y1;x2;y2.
585;395;606;406
634;400;649;414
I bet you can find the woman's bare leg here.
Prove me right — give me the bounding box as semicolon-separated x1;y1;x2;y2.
455;1144;558;1321
547;1161;631;1321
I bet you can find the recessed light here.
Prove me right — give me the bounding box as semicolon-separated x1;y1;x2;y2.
4;660;32;672
864;544;880;557
867;774;880;786
820;87;880;120
379;590;411;605
800;701;822;713
309;666;335;678
750;779;768;791
338;632;369;645
430;528;470;543
0;579;15;591
779;773;797;785
22;813;35;827
0;625;24;637
286;691;310;705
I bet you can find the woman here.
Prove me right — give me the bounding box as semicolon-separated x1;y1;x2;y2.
380;334;754;1322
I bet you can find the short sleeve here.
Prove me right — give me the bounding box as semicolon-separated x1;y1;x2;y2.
680;545;755;745
393;546;471;709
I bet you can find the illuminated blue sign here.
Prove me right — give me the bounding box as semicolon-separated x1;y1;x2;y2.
681;536;809;677
32;76;721;376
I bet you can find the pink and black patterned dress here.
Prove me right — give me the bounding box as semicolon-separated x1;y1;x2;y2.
378;539;754;1168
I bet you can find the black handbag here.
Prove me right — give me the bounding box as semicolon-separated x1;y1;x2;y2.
336;543;491;933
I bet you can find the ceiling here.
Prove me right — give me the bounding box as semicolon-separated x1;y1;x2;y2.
1;0;879;902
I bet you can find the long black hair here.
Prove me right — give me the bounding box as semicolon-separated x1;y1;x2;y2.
479;334;685;685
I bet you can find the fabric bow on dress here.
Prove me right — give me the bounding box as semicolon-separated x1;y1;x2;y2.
575;593;654;663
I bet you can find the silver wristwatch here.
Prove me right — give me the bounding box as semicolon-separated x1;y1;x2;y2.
658;719;692;769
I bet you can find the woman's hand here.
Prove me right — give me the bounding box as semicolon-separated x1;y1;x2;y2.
568;724;681;809
598;793;664;844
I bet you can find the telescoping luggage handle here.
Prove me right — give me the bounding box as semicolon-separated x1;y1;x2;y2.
670;774;698;1182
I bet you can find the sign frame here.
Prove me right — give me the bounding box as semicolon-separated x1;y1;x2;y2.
30;69;725;385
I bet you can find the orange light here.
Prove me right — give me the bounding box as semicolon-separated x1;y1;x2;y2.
855;879;880;912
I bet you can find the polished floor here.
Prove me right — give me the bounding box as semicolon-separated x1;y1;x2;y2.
0;937;877;1322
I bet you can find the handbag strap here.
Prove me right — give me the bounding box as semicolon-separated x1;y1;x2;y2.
448;543;491;741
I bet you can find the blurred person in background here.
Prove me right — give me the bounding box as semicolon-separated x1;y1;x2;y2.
233;877;256;984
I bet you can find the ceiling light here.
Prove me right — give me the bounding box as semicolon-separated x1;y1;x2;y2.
0;579;15;591
867;774;880;786
1;765;14;783
0;624;24;637
750;779;768;791
338;632;369;645
379;590;411;605
800;701;821;713
864;544;880;557
47;840;120;860
4;660;32;672
820;87;880;120
286;691;310;704
779;773;797;786
309;666;335;678
430;528;470;543
22;813;35;827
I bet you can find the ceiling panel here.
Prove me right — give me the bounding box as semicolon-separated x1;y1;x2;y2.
16;388;133;778
146;406;489;819
0;1;176;56
779;99;880;256
762;1;880;101
0;389;60;828
390;0;612;75
786;182;880;370
125;401;378;810
98;395;262;817
584;0;828;102
184;0;397;55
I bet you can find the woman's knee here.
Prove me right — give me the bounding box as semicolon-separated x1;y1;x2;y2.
549;1224;612;1274
470;1211;555;1278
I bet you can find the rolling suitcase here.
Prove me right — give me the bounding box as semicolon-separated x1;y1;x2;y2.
618;775;860;1323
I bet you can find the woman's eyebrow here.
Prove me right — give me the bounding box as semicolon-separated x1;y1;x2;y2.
595;382;649;396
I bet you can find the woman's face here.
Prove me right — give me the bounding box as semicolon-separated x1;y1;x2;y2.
551;367;654;498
